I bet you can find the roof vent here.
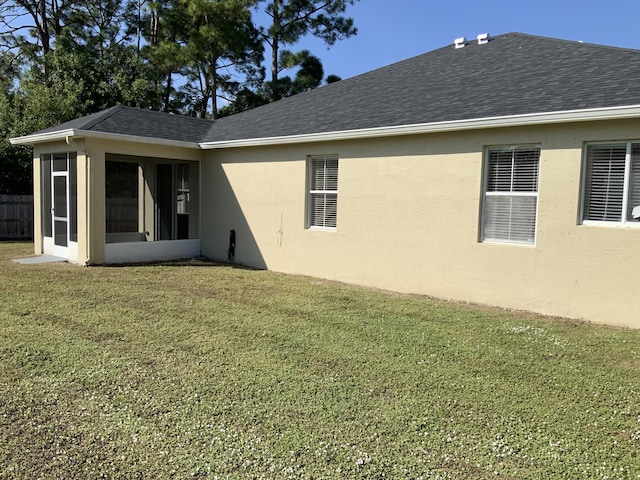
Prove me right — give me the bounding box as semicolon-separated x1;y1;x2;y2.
476;33;491;45
454;37;467;49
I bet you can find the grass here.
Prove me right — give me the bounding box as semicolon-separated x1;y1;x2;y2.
0;241;638;479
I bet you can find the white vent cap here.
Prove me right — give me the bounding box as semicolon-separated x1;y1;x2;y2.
477;33;491;45
454;37;467;49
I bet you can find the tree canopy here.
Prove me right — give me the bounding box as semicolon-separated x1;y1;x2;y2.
258;0;356;100
0;0;359;193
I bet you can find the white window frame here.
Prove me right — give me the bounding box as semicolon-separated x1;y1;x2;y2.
307;155;338;230
581;141;640;227
481;145;540;245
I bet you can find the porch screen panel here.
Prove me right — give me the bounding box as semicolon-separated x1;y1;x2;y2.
156;164;173;240
54;220;67;246
41;155;52;237
53;153;67;172
106;161;139;234
176;164;190;239
69;153;78;241
52;174;68;248
53;176;67;218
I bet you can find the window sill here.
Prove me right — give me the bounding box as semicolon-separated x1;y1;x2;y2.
308;226;337;232
580;221;640;229
481;238;535;246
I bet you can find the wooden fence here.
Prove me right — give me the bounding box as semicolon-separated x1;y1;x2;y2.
0;195;34;240
0;196;138;240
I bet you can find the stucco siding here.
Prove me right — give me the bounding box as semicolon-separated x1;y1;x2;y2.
202;120;640;328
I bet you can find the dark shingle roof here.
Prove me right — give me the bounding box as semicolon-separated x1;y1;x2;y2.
202;32;640;143
34;105;213;144
20;33;640;146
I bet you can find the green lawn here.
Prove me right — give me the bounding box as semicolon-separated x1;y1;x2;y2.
0;242;638;479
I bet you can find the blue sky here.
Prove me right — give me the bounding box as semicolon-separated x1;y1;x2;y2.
284;0;640;81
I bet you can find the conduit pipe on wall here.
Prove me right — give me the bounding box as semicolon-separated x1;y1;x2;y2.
85;152;92;265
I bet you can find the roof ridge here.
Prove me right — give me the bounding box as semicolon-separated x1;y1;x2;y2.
80;105;124;130
80;105;214;137
500;31;640;54
120;104;214;124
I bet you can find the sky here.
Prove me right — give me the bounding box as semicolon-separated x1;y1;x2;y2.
284;0;640;81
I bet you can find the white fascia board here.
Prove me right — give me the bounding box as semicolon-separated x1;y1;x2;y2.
199;104;640;149
10;129;77;145
10;129;201;149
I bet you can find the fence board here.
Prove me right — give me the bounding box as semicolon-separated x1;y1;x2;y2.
0;195;34;240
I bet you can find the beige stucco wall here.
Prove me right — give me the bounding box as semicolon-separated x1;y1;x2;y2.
202;119;640;328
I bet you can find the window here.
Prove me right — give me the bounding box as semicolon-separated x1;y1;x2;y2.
582;143;640;224
308;156;338;229
482;146;540;244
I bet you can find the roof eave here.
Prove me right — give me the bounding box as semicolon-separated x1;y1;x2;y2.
10;129;77;146
11;104;640;150
10;128;201;149
199;104;640;149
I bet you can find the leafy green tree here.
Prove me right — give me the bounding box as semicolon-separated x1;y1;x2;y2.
181;0;263;118
220;50;339;115
53;39;152;111
257;0;357;100
19;55;89;128
0;140;32;194
217;87;268;116
0;50;21;90
0;0;356;125
55;0;153;110
143;0;263;118
278;48;322;95
326;73;340;83
62;0;139;54
141;0;190;112
0;83;32;194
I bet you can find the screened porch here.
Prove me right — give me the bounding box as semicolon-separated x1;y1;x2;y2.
103;154;200;263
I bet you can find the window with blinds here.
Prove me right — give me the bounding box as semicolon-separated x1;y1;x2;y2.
583;143;640;224
482;146;540;244
308;156;338;229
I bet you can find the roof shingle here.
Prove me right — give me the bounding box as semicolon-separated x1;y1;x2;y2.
35;105;213;144
21;33;640;146
202;32;640;142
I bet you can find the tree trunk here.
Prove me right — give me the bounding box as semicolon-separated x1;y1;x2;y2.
209;51;219;119
38;0;50;54
38;0;50;81
270;0;280;101
163;72;172;112
136;0;143;53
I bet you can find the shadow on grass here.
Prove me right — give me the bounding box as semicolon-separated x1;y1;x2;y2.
102;255;263;271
